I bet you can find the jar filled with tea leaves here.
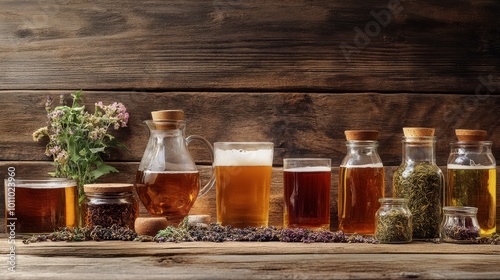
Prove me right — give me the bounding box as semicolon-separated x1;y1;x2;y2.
375;198;412;243
82;183;139;230
441;206;480;243
393;128;444;240
446;129;496;236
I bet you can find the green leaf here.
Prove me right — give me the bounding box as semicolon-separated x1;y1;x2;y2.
89;147;105;153
90;163;118;180
79;148;88;157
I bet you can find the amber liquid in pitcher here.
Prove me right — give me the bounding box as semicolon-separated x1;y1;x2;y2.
12;185;77;233
446;166;496;236
338;166;385;234
136;170;200;223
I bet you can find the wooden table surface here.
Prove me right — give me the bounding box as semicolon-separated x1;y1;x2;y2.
2;236;500;280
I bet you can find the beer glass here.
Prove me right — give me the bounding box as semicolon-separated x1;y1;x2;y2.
283;158;331;230
4;178;78;234
214;142;274;228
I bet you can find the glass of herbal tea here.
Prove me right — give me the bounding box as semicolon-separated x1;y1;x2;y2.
4;178;78;234
283;158;331;230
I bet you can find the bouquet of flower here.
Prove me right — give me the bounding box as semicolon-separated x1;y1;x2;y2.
33;91;129;200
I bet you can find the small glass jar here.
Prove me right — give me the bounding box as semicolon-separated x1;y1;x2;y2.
441;206;480;243
82;183;139;230
375;198;412;244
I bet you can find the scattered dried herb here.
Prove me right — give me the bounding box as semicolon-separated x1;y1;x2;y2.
375;210;412;243
83;202;137;229
478;233;500;245
442;224;480;242
394;162;443;239
150;223;377;243
21;220;500;245
22;224;137;244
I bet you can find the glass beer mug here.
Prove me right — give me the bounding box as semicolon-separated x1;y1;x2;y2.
136;110;215;224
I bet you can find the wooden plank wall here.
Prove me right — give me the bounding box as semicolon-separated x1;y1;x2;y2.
0;0;499;231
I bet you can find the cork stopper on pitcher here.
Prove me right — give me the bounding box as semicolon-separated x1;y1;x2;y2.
403;127;435;137
455;129;487;142
151;110;184;130
345;130;379;141
151;110;184;121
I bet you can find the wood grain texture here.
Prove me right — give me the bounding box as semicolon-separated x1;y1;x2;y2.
0;0;499;92
1;240;499;280
1;91;499;166
1;162;498;233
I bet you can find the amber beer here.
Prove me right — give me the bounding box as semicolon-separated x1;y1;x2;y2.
5;179;78;233
214;142;274;228
136;170;200;223
283;165;331;230
446;165;496;236
338;165;385;234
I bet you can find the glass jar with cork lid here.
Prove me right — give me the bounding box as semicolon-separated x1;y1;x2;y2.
446;129;496;236
393;127;444;240
339;130;385;235
82;183;139;230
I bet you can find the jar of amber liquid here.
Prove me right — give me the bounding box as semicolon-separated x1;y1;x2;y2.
339;130;385;235
441;206;480;243
82;183;139;230
446;129;496;236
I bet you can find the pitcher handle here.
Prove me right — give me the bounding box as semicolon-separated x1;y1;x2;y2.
185;135;216;197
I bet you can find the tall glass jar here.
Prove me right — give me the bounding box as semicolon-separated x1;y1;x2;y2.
339;130;385;235
393;128;444;240
446;129;496;236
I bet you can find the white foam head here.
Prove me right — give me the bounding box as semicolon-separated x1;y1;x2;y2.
214;148;273;166
447;164;495;170
284;166;331;172
340;163;383;168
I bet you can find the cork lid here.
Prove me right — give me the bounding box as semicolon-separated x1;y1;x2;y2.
151;110;184;121
455;129;487;141
403;127;435;137
134;217;171;236
345;130;379;141
151;110;184;130
84;183;134;193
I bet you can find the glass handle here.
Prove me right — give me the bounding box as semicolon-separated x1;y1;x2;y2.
185;135;215;197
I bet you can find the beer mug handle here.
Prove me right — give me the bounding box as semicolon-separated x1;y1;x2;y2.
185;135;216;197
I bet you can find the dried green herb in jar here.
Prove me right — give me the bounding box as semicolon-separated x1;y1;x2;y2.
393;129;444;240
82;183;139;230
375;198;412;243
393;162;443;239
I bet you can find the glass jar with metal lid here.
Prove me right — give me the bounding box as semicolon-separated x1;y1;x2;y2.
441;206;480;243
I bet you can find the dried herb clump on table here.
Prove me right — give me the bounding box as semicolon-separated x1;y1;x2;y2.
22;220;500;244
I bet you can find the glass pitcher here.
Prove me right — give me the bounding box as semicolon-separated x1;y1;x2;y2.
136;110;215;224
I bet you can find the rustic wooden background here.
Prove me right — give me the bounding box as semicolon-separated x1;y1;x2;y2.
1;0;499;231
